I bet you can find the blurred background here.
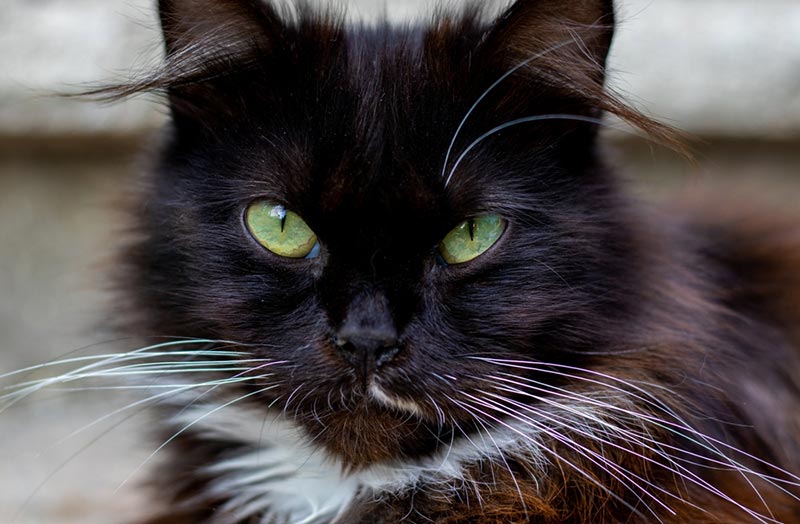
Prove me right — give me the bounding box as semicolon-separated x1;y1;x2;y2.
1;0;799;522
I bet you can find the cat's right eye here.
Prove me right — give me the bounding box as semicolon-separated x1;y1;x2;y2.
245;200;320;259
438;215;507;265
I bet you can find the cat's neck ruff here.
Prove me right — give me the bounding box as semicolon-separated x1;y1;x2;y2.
171;403;547;524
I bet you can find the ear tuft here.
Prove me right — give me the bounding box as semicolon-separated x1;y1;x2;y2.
486;0;615;68
158;0;282;57
476;0;615;133
475;0;615;132
477;0;687;154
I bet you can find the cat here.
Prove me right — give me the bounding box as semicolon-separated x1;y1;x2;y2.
81;0;800;522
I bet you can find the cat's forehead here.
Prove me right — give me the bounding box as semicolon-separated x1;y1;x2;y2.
236;27;489;219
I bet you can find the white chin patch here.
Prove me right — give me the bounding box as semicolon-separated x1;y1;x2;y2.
368;382;425;417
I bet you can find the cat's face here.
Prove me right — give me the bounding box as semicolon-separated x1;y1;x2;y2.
129;0;643;466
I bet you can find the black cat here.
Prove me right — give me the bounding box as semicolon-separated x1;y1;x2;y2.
88;0;800;522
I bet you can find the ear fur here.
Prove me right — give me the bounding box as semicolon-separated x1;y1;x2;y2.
470;1;685;154
477;0;616;110
152;0;287;127
158;0;282;57
485;0;615;71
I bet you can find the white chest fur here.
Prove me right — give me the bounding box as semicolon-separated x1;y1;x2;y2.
174;406;360;523
173;404;545;524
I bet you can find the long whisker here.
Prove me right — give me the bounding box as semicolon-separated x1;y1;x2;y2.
5;362;267;390
0;340;249;411
472;388;775;522
444;114;604;187
0;359;263;409
440;40;577;180
448;394;658;521
0;344;250;382
489;378;796;517
473;357;800;485
60;376;276;448
465;392;674;522
9;368;270;524
115;384;282;493
487;372;800;498
468;399;529;517
443;406;493;509
466;357;796;520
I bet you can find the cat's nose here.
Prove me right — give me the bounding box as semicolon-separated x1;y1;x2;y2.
335;326;400;374
334;292;400;379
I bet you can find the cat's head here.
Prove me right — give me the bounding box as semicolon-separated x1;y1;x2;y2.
123;0;661;467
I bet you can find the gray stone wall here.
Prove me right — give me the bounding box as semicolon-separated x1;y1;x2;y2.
2;0;800;139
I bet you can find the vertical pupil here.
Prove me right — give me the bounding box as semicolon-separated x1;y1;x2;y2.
269;205;288;233
468;219;476;241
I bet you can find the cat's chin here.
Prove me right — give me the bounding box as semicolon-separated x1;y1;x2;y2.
297;390;449;469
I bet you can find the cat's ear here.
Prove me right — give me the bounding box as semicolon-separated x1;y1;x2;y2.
480;0;615;85
473;0;681;151
158;0;282;57
155;0;286;129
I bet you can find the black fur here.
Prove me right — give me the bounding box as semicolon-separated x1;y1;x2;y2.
101;1;800;522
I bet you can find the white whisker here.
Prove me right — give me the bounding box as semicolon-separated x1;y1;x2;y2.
448;394;658;521
474;388;746;520
115;384;282;493
0;339;249;381
440;40;577;180
466;357;796;521
0;340;252;411
489;377;798;510
444;114;604;187
479;359;800;487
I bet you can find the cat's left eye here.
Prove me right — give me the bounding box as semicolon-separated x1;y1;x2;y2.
245;200;320;259
438;215;507;265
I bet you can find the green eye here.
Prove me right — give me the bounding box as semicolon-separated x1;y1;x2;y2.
438;215;507;265
245;200;320;259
